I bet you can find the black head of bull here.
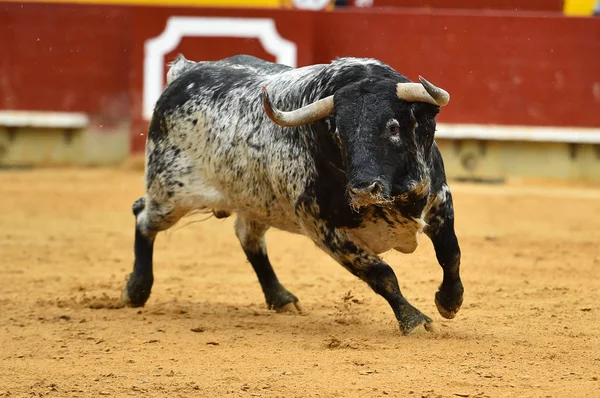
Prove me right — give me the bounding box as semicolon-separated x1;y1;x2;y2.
262;76;449;210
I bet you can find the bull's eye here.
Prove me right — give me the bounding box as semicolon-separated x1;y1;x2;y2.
387;119;400;137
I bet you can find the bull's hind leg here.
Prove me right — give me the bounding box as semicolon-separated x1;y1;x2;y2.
122;196;187;307
234;215;301;313
425;187;464;319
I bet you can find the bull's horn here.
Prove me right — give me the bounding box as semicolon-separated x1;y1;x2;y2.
262;86;335;127
396;76;450;107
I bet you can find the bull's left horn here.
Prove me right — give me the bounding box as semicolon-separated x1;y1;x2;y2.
262;86;335;127
396;76;450;107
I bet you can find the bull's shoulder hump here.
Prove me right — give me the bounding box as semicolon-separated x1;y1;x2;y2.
158;63;262;107
167;57;294;92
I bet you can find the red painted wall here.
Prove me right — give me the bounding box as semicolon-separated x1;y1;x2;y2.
1;2;599;153
1;3;132;125
314;9;600;128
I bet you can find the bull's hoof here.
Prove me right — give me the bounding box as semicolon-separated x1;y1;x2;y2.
275;301;303;313
398;306;433;335
434;282;464;319
266;285;300;313
121;273;153;307
435;295;461;319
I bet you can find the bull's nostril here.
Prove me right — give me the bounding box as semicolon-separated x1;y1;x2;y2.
348;182;384;203
369;182;383;195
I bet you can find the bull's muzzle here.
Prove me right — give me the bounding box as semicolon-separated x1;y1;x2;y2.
347;181;385;208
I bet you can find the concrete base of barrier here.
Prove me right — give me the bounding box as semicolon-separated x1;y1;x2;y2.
0;112;130;167
437;139;600;184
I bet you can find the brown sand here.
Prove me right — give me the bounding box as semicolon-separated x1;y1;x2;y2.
1;168;599;397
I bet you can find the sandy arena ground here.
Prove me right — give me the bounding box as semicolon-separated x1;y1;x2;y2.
0;167;599;397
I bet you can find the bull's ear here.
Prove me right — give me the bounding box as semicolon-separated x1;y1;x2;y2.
324;116;336;133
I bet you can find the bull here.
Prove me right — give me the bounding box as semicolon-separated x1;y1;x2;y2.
123;54;464;335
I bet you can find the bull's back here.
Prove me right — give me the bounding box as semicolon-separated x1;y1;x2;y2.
216;55;292;74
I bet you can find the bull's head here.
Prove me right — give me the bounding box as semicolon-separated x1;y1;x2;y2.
262;76;449;210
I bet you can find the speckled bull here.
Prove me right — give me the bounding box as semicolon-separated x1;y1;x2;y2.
122;54;464;335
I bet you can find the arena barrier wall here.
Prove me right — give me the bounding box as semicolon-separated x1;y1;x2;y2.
1;2;599;181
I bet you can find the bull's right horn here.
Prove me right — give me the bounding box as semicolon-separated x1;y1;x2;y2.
262;86;335;127
396;76;450;107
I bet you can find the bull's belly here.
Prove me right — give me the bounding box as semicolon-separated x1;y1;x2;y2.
348;217;426;255
210;194;303;234
176;176;302;232
238;209;304;234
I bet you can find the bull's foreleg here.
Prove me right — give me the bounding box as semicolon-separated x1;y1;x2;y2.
234;216;301;313
314;230;431;334
122;196;187;307
296;201;431;334
425;188;464;319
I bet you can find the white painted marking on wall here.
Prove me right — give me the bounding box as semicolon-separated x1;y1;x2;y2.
143;16;297;120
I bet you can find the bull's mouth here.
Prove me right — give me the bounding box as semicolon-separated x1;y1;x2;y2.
348;189;430;212
348;193;394;211
347;178;431;212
